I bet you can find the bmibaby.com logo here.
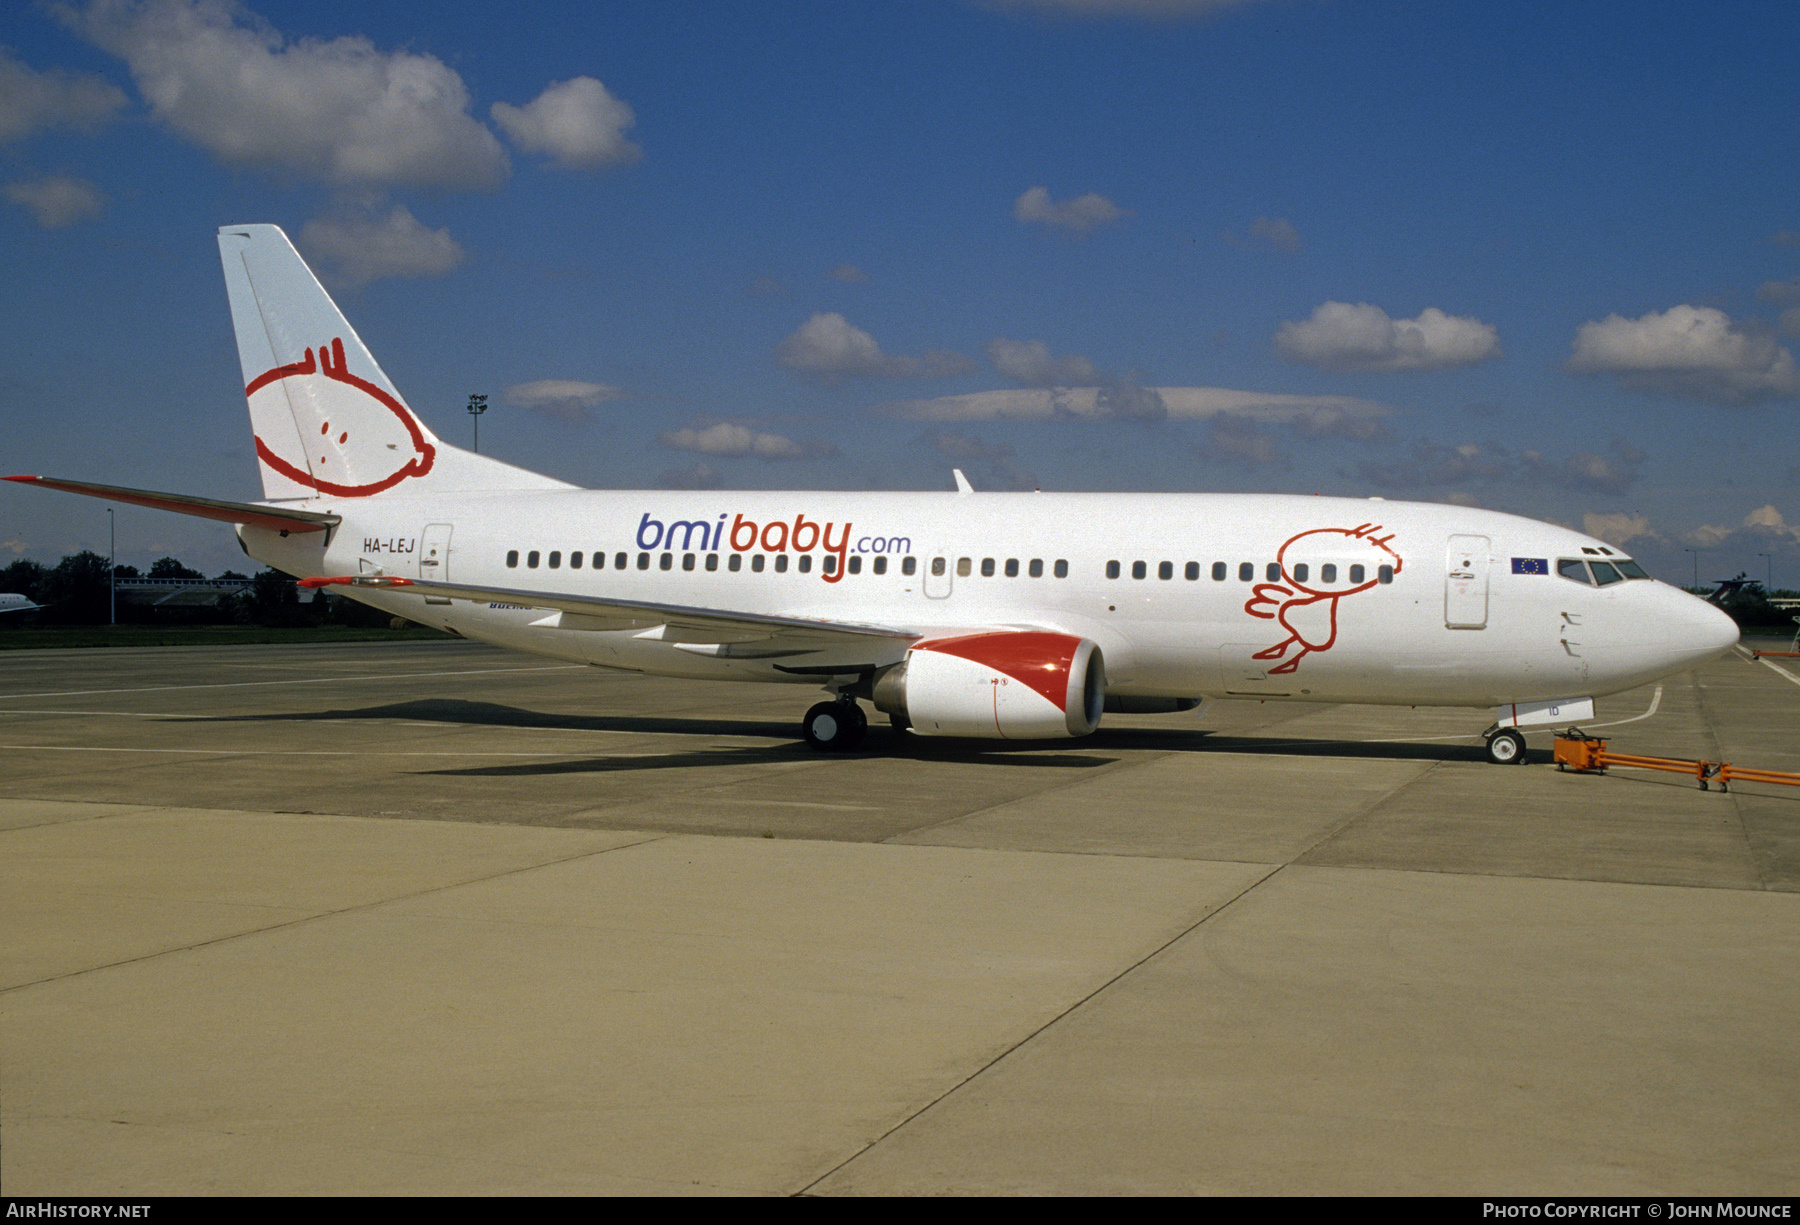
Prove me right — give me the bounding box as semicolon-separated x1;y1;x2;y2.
635;512;911;584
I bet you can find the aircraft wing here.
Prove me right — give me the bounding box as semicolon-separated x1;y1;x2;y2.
5;475;341;535
299;573;921;657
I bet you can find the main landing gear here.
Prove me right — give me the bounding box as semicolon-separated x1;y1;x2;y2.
1483;727;1528;765
803;697;867;752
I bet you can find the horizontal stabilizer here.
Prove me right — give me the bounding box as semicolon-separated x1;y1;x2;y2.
5;475;341;534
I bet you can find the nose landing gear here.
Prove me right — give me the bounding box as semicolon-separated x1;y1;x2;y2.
1484;727;1528;765
803;697;867;751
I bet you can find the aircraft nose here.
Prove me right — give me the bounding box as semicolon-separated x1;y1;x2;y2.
1656;583;1740;665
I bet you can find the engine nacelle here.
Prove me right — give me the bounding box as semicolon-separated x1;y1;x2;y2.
873;632;1105;739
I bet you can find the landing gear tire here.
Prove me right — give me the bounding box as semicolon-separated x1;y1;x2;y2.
1485;728;1527;765
803;700;867;752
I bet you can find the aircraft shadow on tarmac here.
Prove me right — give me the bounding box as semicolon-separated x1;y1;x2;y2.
183;697;1488;770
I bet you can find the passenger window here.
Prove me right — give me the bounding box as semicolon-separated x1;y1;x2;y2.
1212;562;1226;581
1557;559;1591;585
1131;561;1146;580
1591;562;1624;586
902;557;917;576
1054;559;1068;578
1293;563;1308;582
528;550;540;569
775;555;789;573
1239;562;1253;581
823;555;836;574
1185;562;1199;581
800;554;813;573
506;550;518;568
705;553;718;571
1349;564;1365;584
636;552;649;570
752;554;765;572
1106;560;1121;579
981;558;995;577
682;553;695;571
848;556;861;574
571;552;583;569
729;554;742;572
1029;559;1043;578
1377;565;1393;584
1266;562;1280;582
1156;561;1171;580
1005;558;1019;577
1320;564;1335;583
615;552;628;570
873;556;887;575
957;557;972;577
659;553;672;571
931;557;945;576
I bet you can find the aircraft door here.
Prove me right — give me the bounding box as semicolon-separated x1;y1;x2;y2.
924;552;953;599
420;522;453;604
1445;534;1489;629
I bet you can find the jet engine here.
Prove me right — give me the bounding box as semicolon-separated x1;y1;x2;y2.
872;631;1105;739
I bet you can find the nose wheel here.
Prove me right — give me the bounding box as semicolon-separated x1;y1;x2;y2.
803;699;867;752
1484;728;1528;765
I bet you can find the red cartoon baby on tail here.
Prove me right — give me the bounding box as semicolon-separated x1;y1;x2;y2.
1243;523;1402;674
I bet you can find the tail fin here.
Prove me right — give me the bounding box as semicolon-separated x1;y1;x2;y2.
217;224;572;499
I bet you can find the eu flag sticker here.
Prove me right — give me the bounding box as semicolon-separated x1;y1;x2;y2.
1512;557;1548;575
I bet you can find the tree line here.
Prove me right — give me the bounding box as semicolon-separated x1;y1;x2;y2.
0;552;394;628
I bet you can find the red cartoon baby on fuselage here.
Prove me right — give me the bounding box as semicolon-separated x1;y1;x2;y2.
1243;523;1402;675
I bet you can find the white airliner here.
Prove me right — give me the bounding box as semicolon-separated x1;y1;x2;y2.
8;224;1740;762
0;593;41;614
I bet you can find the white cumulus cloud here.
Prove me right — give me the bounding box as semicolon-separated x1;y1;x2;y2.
1276;302;1502;373
63;0;508;190
490;76;640;170
1566;305;1799;404
1248;216;1300;251
1013;185;1128;234
658;422;831;461
299;206;464;287
986;338;1100;387
0;46;127;141
1582;513;1658;548
874;385;1394;432
501;379;624;424
4;174;105;226
775;313;973;381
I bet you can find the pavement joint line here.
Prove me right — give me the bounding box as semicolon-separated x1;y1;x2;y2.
876;745;1141;843
0;664;588;702
793;859;1287;1197
0;822;671;996
1289;748;1451;866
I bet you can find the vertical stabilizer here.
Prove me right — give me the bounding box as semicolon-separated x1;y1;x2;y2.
218;224;572;499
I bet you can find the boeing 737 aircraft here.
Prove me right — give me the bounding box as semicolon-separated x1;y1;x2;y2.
8;225;1741;761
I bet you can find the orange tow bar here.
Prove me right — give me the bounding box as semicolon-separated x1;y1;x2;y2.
1552;732;1800;792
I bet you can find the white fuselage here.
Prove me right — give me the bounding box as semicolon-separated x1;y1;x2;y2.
242;488;1738;711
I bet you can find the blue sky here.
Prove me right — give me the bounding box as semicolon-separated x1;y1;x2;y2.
2;0;1798;586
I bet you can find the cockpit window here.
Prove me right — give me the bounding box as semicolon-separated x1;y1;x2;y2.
1616;559;1649;579
1557;558;1591;585
1590;561;1624;586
